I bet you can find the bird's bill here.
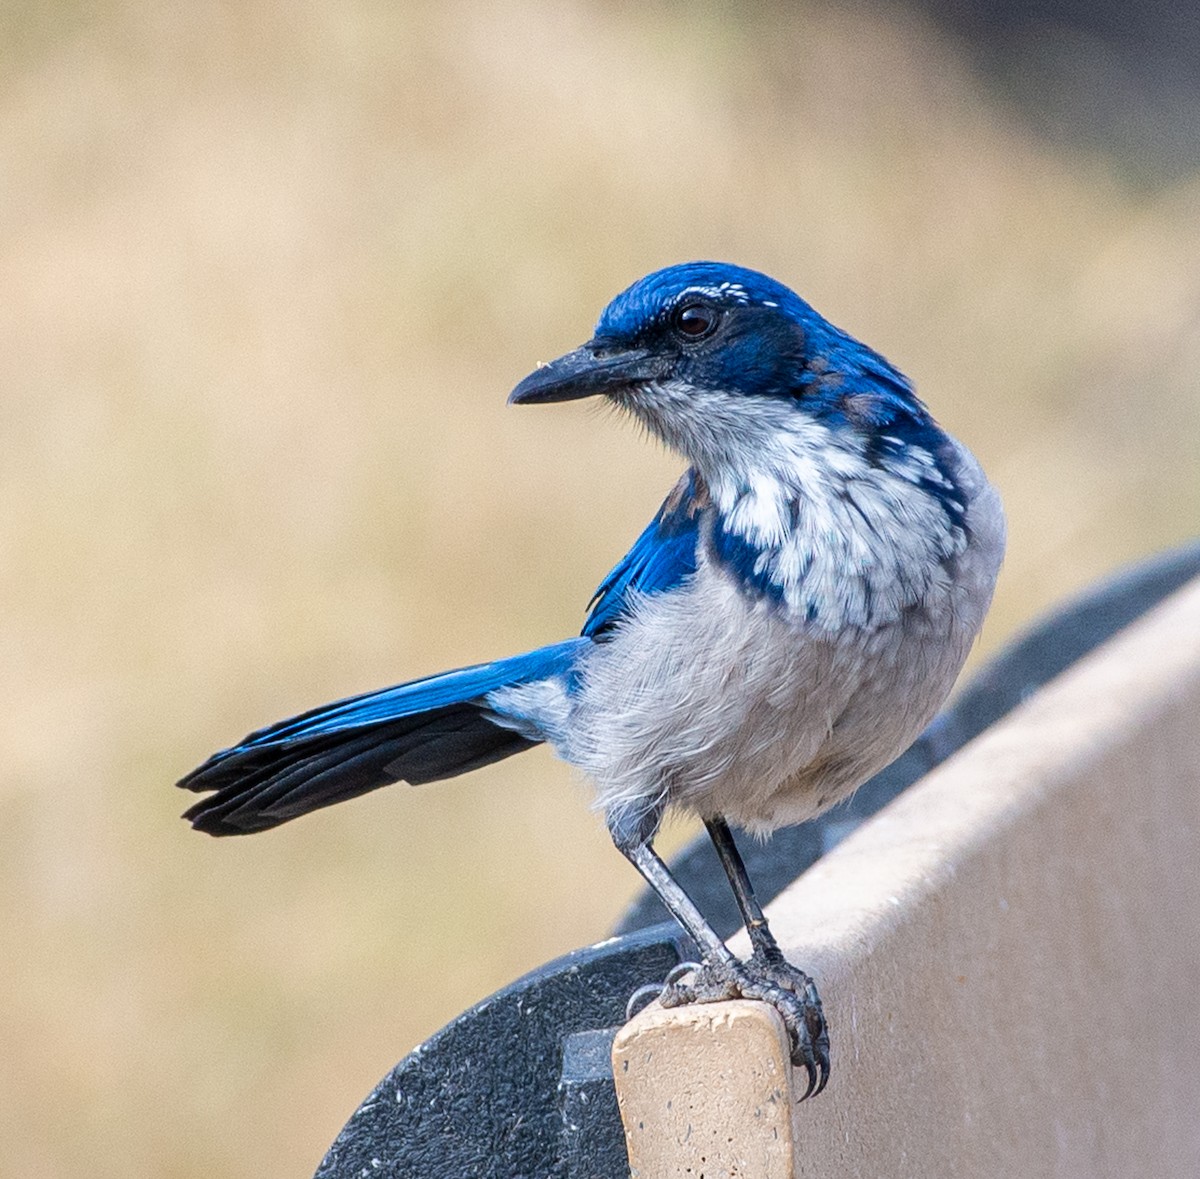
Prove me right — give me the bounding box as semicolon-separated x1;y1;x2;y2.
508;342;662;405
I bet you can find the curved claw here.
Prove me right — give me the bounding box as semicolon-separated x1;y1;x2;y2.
798;1058;818;1101
625;960;705;1022
765;980;827;1101
805;978;831;1097
783;977;830;1100
797;1025;829;1097
769;970;830;1099
664;960;703;987
625;981;665;1022
814;1054;830;1096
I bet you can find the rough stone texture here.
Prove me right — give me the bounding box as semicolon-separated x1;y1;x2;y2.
315;926;689;1179
747;575;1200;1176
613;1001;796;1178
559;1027;627;1178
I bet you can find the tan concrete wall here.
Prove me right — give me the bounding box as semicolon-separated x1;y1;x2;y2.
774;573;1200;1175
620;575;1200;1177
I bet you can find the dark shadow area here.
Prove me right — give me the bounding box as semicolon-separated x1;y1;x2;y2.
900;0;1200;177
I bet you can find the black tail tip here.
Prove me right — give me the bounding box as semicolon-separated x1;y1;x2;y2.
181;793;280;837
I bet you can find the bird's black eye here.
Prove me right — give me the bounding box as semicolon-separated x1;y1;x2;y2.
672;301;720;341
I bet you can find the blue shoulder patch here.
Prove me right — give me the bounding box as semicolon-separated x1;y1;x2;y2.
708;516;790;607
582;470;705;639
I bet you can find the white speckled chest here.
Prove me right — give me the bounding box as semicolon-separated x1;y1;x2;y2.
564;439;1005;834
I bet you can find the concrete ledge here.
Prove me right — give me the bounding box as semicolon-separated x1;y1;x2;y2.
613;1001;795;1177
620;574;1200;1176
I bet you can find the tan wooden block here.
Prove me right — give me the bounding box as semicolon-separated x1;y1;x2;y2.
612;999;796;1178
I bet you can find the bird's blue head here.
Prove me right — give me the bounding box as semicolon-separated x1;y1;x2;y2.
510;263;928;466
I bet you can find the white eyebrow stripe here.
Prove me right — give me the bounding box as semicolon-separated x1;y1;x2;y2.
680;283;753;306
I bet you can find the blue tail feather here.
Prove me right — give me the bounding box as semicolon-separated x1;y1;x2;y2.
179;639;586;835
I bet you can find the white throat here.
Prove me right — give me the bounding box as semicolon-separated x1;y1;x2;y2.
619;380;971;632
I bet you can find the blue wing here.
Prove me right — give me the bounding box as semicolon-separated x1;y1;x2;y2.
582;469;706;639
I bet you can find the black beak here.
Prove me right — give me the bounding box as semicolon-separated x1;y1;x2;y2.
508;341;663;405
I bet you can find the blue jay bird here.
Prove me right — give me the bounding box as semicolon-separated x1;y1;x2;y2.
180;262;1005;1097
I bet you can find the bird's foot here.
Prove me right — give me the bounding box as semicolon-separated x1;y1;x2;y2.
632;952;829;1099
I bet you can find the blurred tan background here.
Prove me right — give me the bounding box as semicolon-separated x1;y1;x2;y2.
2;1;1197;1174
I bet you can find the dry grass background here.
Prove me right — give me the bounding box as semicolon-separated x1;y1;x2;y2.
1;1;1197;1174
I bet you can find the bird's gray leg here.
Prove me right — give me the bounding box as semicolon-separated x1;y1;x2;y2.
704;816;830;1094
608;803;738;966
703;816;782;960
609;805;829;1098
